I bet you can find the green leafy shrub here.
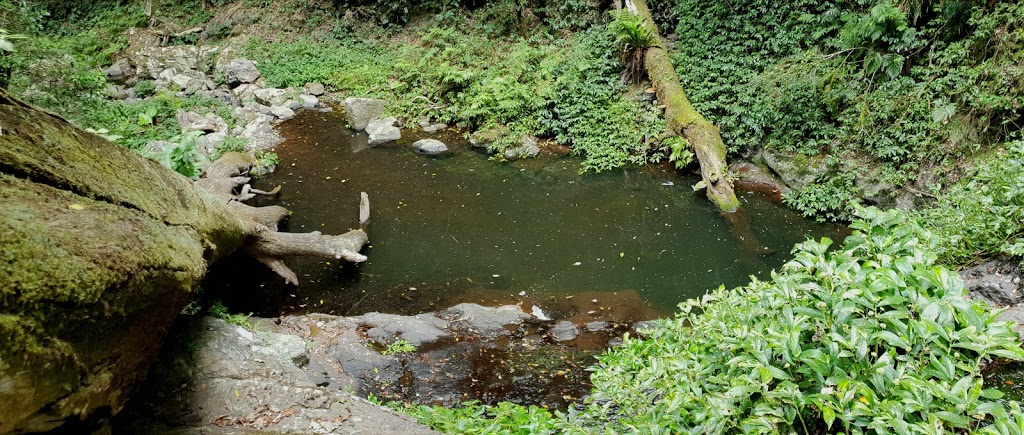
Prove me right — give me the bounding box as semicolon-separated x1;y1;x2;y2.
914;141;1024;266
573;207;1024;433
380;339;417;355
133;80;156;98
783;172;862;222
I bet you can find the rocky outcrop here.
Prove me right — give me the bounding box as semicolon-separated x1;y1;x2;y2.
224;58;261;86
115;318;438;434
366;117;401;146
343;98;387;131
960;258;1024;339
759;148;830;191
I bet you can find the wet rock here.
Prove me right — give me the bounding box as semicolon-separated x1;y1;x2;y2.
760;149;830;190
549;321;578;342
343;97;387;131
271;105;296;120
304;82;326;96
360;312;450;347
413;139;449;156
585;321;610;332
961;258;1024;307
503;136;541;160
632;320;659;334
299;94;319;109
422;123;448;134
607;337;624;347
469;125;510;148
366;117;401;146
730;161;788;196
439;303;530;337
224;58;261;85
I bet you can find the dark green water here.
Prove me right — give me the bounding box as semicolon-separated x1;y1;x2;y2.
213;109;846;318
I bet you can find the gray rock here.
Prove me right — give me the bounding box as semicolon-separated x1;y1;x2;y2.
254;88;287;107
224;58;261;85
231;83;260;104
116;317;438;434
304;82;326;96
241;115;284;151
361;312;450;347
422;123;448;134
729;161;788;195
439;303;529;337
469;125;510;148
170;73;193;90
585;321;610;332
343;97;387;131
299;94;319;109
503;136;541;160
549;321;578;342
175;110;225;133
760;149;830;190
366;117;401;146
259;331;310;367
106;61;127;82
961;259;1023;307
412;139;449;156
305;358;331;387
271;105;296;120
106;84;128;100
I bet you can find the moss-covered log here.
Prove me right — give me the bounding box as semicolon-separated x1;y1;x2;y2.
625;0;740;212
0;92;368;432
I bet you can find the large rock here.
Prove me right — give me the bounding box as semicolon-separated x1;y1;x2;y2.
224;58;261;86
254;88;287;107
343;98;387;131
438;303;531;337
175;110;225;134
366;117;401;146
361;312;451;347
241;115;285;151
503;135;541;160
760;149;830;190
412;139;449;156
304;82;326;96
115;318;438;434
960;258;1023;307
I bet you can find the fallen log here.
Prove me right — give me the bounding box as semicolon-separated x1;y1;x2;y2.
624;0;740;213
0;90;368;432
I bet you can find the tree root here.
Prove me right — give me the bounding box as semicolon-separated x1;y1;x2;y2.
196;152;370;284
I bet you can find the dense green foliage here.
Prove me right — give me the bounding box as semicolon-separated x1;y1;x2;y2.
914;141;1024;266
396;207;1024;433
667;0;1024;219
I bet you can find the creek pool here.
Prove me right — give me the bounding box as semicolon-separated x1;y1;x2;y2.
211;109;846;320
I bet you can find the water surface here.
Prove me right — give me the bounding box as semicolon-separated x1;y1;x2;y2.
212;109;846;319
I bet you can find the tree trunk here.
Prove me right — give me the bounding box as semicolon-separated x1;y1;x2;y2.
0;92;368;432
625;0;740;213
